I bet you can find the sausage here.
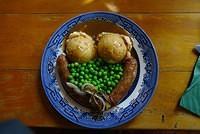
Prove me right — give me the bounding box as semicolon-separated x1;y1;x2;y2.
56;54;70;82
56;54;92;107
108;52;137;106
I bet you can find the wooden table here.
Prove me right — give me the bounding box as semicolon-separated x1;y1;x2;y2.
1;0;200;129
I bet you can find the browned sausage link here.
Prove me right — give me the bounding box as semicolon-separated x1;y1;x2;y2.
56;54;70;82
109;55;137;106
56;54;93;108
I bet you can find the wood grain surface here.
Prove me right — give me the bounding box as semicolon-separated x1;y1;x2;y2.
0;14;199;70
0;0;200;13
0;70;196;129
0;0;200;129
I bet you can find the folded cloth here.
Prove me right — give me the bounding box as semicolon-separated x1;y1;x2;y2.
0;119;33;134
180;57;200;116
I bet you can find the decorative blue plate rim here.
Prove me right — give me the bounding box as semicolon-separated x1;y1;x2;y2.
41;11;159;129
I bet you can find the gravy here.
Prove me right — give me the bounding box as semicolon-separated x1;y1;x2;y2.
69;20;129;38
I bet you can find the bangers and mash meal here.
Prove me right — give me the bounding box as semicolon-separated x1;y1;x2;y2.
56;20;138;112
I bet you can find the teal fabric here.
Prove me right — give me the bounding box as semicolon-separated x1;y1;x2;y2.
180;57;200;116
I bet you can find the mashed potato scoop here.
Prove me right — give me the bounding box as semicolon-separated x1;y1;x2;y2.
97;32;132;63
65;31;96;63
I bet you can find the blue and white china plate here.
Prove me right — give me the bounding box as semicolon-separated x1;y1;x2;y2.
41;12;158;128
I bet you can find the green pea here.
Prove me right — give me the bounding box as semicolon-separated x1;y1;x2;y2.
92;64;97;68
78;83;82;88
84;80;88;83
95;85;99;89
88;78;92;82
95;79;99;83
89;74;92;78
92;68;95;71
99;83;103;87
116;64;120;67
88;64;92;68
94;76;97;80
80;79;84;83
68;75;73;80
71;73;76;76
113;66;117;71
95;67;100;71
70;68;76;73
80;66;85;71
79;76;83;79
103;75;108;80
74;81;78;85
70;79;75;83
75;73;79;78
100;68;104;72
80;71;84;75
111;82;115;87
92;81;96;85
94;71;98;75
98;88;103;92
103;71;107;75
70;63;75;68
96;80;100;85
107;90;111;94
118;66;122;71
67;64;71;68
74;62;79;66
110;71;114;75
103;79;107;83
119;72;123;76
115;75;121;79
107;81;111;86
82;63;86;66
99;78;103;82
108;87;113;91
85;69;89;73
112;67;115;71
85;74;89;79
98;72;102;76
109;76;114;80
114;79;118;84
106;77;110;81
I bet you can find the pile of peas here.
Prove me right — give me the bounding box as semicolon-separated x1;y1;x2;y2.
67;58;123;94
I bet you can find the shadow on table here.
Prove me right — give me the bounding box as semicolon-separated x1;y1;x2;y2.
31;127;200;134
1;120;200;134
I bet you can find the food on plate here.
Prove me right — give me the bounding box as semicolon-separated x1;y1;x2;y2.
56;30;137;112
97;32;132;63
67;58;123;94
57;54;99;110
65;31;96;63
108;52;137;105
